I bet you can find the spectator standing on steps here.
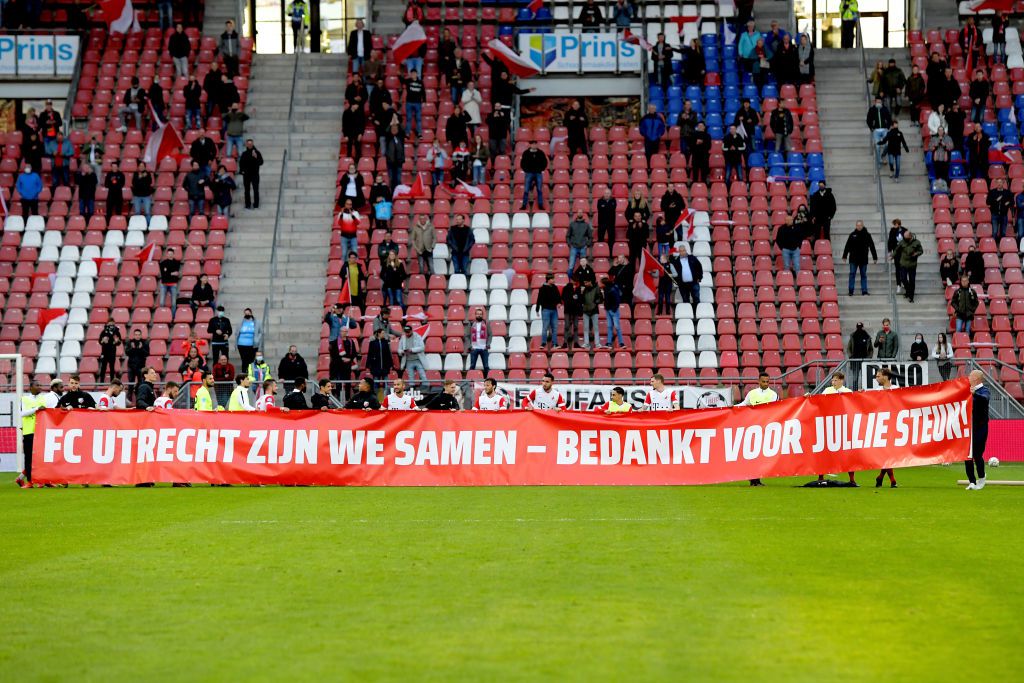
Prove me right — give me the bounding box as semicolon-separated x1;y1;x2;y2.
15;165;41;218
169;23;191;78
124;329;149;398
519;141;548;210
987;178;1014;241
208;305;232;362
184;74;203;130
866;96;892;167
224;103;249;158
402;70;424;138
808;180;836;242
347;19;372;72
467;308;490;376
399;324;428;390
893;229;923;301
966;123;990;180
446;215;474;276
343;101;366;161
873;317;898;359
769;103;794;153
842;220;877;296
565;100;589;158
774;215;803;274
881;59;906;116
383;123;405;189
689;122;712;183
239;139;263;209
877;121;910;181
159;247;181;308
183;161;207;217
535;273;561;349
236;308;262;372
639;104;666;167
952;274;980;334
567;210;593;272
846;322;873;390
580;278;603;350
278;345;309;392
219;20;240;77
596;188;617;245
562;279;583;351
929;126;953;180
131;168;155;221
410;214;436;275
74;164;97;221
104;161;126;216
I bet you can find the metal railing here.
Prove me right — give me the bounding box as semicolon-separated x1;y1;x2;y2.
855;16;902;340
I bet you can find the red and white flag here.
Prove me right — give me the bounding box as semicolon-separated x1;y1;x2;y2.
337;277;351;305
412;323;431;340
622;30;652;52
632;249;666;303
392;173;427;200
392;21;427;63
0;187;7;217
969;0;1013;12
668;15;700;29
136;243;157;262
453;179;489;199
142;120;183;169
98;0;140;34
527;0;544;13
38;308;68;332
486;39;540;78
674;208;697;240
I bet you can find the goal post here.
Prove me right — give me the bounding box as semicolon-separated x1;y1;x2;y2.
0;354;24;473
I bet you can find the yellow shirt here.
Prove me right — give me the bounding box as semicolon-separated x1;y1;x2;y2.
822;386;852;394
194;385;215;411
743;387;779;406
21;394;47;435
606;401;632;413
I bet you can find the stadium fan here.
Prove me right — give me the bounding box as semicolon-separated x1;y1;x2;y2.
96;380;124;410
599;387;633;414
644;374;679;411
382;378;418;411
741;373;779;486
523;373;566;411
475;378;509;411
873;368;898;488
229;375;255;412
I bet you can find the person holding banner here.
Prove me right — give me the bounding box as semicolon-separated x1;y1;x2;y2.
475;378;509;411
345;378;381;410
194;372;219;412
256;380;289;412
600;387;633;414
644;374;679;411
17;380;45;488
741;372;779;486
153;382;179;410
524;373;566;411
228;375;254;412
96;380;123;410
382;378;418;411
966;370;989;490
873;368;899;487
813;373;857;486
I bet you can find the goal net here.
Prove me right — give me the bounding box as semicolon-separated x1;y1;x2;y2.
0;355;25;473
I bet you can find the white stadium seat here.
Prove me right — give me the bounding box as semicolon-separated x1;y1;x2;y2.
490;213;510;230
35;357;56;375
443;353;464;372
469;259;489;275
696;318;716;336
509;320;529;337
148;215;168;231
39;340;59;357
70;292;92;308
42;323;64;341
508;304;529;321
531;213;550;229
469;274;489;290
697;335;718;352
38;245;59;262
25;216;45;232
127;215;148;231
467;289;488;306
488;304;509;321
448;274;467;290
471;213;490;230
60;340;82;358
676;352;697;369
52;276;74;294
58;357;78;374
100;245;120;259
488;273;509;290
489;337;507;353
676;335;696;353
42;231;62;247
3;215;25;232
80;245;101;262
508;289;529;306
50;292;71;309
507;336;528;353
510;212;530;229
698;351;718;369
424;353;443;371
695;303;715;319
473;228;490;245
68;309;89;325
488;290;508;306
125;231;146;247
59;246;81;262
73;277;95;294
21;231;42;248
675;319;695;336
63;323;85;341
487;353;506;371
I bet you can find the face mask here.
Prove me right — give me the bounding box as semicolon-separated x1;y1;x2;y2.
476;316;483;321
256;356;263;363
245;314;253;319
218;312;224;318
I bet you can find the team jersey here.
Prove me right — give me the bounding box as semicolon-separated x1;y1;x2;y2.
524;387;566;410
822;386;852;395
475;391;509;410
154;397;175;409
382;392;417;410
96;394;116;409
644;388;679;411
599;401;632;413
255;395;278;412
872;384;896;390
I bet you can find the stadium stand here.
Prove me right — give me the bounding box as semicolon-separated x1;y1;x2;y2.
322;8;840;398
909;27;1024;400
1;11;253;387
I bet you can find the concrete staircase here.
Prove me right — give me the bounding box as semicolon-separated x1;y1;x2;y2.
371;0;407;37
202;0;240;35
217;53;343;365
815;48;948;358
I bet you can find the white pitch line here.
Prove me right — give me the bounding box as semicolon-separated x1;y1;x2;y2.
219;516;918;525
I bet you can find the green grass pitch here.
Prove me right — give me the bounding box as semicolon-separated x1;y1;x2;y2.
2;465;1022;681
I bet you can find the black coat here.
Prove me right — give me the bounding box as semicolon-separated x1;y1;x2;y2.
278;353;309;381
366;338;393;377
842;228;878;265
283;391;310;410
136;380;156;408
239;148;264;176
809;188;837;223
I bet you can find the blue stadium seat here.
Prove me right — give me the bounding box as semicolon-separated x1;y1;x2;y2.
685;85;703;102
748;152;765;167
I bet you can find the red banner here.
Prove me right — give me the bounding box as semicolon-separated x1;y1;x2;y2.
32;380;974;486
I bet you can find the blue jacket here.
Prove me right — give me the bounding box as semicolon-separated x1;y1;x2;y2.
16;172;42;200
639;113;666;143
